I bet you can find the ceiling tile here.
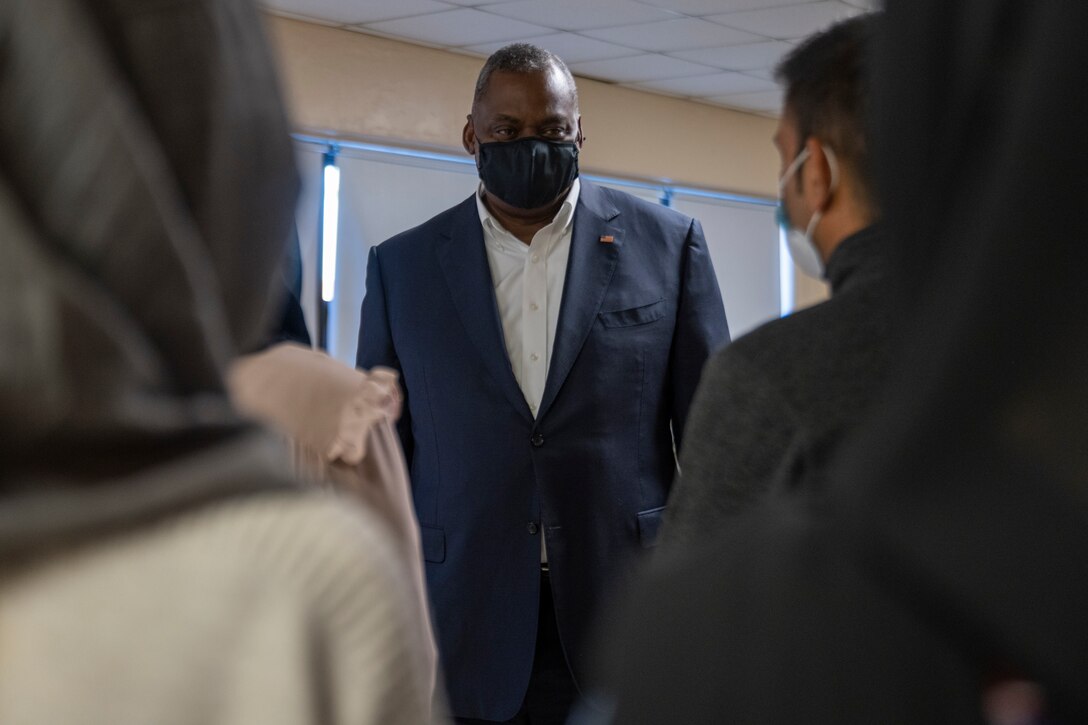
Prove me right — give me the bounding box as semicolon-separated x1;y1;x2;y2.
707;88;784;112
262;8;343;27
464;33;641;64
635;0;811;16
709;1;864;39
361;8;554;46
668;40;792;70
265;0;811;116
742;67;776;80
482;0;677;31
582;17;763;52
569;54;720;83
261;0;456;25
633;70;774;96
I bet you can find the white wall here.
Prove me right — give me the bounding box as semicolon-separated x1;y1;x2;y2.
296;140;790;365
670;193;780;338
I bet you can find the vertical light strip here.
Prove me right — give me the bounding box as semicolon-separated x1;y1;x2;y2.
321;161;341;303
779;228;795;316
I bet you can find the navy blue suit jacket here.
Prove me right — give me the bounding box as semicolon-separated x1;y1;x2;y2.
356;180;729;720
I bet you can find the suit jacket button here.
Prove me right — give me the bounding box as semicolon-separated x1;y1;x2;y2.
528;522;539;535
530;432;545;447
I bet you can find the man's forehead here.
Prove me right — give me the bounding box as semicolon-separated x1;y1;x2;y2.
477;68;576;109
773;119;788;148
775;106;799;147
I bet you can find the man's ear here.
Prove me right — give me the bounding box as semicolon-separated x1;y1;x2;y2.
576;117;585;148
802;137;833;210
463;115;477;155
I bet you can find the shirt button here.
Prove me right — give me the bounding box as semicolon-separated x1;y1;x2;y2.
528;522;539;535
529;352;539;362
530;432;544;447
531;254;540;263
530;302;539;311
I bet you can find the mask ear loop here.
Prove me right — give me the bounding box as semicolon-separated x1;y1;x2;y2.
777;147;811;195
824;145;840;197
803;145;841;239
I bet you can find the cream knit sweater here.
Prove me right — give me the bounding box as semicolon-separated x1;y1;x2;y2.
0;492;439;725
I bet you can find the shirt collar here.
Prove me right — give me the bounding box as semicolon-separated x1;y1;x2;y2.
825;222;889;295
476;177;581;240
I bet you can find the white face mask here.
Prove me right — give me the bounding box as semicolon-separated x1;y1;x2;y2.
776;145;839;279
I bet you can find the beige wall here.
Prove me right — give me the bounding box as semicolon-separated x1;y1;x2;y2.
266;15;781;198
264;14;829;305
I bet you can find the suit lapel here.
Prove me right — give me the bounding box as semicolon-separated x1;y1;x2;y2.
537;182;622;420
436;197;533;422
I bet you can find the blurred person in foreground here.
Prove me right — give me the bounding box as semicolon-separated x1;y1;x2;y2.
577;2;1088;722
0;1;436;723
231;201;439;707
228;345;440;700
661;15;892;549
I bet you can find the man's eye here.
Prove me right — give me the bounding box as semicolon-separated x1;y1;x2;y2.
494;128;516;138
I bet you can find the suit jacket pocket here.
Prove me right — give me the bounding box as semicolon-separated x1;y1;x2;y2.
637;505;666;548
420;525;446;563
599;298;666;328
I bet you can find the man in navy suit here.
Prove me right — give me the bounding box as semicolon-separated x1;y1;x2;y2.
357;43;729;724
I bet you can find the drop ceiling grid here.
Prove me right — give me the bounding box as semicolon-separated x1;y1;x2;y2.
261;0;878;115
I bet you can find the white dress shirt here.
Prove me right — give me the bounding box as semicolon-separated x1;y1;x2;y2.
477;178;580;418
477;178;580;564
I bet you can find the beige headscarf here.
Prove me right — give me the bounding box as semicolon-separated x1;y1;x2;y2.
0;0;300;551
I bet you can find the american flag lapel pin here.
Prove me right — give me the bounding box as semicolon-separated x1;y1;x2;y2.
599;235;615;244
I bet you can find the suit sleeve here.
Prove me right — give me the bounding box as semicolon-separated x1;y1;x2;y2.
357;246;413;464
668;218;730;450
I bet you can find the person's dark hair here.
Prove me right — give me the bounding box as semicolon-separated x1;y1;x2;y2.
473;43;578;110
776;14;876;202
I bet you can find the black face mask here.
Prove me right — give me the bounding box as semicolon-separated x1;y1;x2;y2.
477;137;579;210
